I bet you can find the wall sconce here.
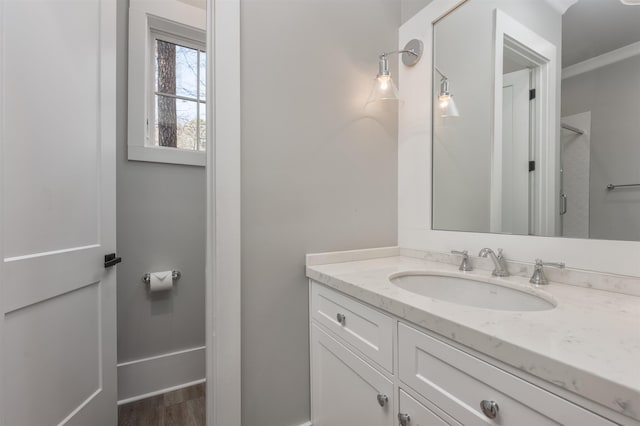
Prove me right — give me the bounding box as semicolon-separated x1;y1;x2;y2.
435;67;459;117
366;39;423;105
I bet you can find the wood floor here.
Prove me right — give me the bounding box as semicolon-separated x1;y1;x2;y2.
118;383;205;426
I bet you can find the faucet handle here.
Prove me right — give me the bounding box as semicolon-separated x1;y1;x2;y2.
451;250;472;271
535;259;565;269
530;259;565;285
497;248;504;259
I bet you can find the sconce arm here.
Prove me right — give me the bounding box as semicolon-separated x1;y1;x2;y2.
378;39;423;67
435;67;448;81
379;49;419;59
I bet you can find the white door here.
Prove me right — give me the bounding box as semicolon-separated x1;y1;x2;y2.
311;324;394;426
0;0;117;425
500;69;531;234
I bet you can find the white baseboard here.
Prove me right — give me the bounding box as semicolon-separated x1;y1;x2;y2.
296;422;312;426
117;346;206;403
117;378;206;406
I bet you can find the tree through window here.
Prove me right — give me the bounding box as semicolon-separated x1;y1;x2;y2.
153;35;206;151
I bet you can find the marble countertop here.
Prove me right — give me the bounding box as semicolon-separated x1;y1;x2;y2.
306;249;640;422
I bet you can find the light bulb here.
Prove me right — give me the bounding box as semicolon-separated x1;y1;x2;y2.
378;75;390;91
366;69;400;105
436;71;459;117
438;94;459;117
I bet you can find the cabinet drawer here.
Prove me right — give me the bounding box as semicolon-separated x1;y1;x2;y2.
311;282;394;372
398;323;614;426
399;389;456;426
311;324;395;426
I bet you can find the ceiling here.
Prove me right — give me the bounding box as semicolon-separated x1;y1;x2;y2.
562;0;640;67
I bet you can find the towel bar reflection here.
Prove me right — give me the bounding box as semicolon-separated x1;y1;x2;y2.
607;183;640;190
561;123;584;135
142;270;181;285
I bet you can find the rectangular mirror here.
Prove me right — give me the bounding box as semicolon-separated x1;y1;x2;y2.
432;0;640;242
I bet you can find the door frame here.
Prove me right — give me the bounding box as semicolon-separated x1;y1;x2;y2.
491;9;558;237
0;1;5;423
206;0;241;424
0;0;242;423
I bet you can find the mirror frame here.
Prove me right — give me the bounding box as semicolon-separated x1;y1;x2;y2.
397;0;640;277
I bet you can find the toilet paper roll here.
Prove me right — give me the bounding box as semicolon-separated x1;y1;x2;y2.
149;270;174;292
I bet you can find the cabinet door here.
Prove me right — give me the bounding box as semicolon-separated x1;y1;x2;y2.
398;390;456;426
398;323;615;426
311;324;394;426
311;282;394;372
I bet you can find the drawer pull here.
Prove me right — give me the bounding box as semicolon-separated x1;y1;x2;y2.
376;393;388;407
398;413;411;425
480;400;499;419
336;313;346;325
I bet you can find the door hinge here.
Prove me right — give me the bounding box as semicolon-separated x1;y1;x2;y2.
529;161;536;172
529;89;536;100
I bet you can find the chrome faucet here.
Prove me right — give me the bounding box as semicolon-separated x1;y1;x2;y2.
451;250;473;271
478;248;510;277
529;259;565;286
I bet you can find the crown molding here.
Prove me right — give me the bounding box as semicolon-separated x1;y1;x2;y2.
563;40;640;79
543;0;578;14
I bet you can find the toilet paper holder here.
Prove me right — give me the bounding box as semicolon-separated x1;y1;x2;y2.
142;270;181;285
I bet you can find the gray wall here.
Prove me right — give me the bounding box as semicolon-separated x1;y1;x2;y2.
240;0;399;424
116;0;206;363
401;0;432;24
431;0;561;233
561;55;640;241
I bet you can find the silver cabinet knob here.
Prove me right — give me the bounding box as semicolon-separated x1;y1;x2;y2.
480;400;499;419
398;413;411;425
376;393;388;407
336;313;346;325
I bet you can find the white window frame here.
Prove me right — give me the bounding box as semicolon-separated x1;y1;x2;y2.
128;0;206;166
149;30;206;153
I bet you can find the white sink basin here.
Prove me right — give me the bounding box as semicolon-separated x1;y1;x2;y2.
389;272;555;311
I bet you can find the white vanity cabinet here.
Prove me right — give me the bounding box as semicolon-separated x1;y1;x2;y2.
398;323;615;426
310;281;618;426
310;282;396;426
310;282;394;373
398;390;459;426
311;324;395;426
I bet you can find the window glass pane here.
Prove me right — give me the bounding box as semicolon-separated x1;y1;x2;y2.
155;94;177;148
198;102;206;151
154;95;199;150
152;35;206;152
154;41;159;95
155;39;199;100
156;40;177;97
175;44;199;99
199;50;207;101
177;99;199;150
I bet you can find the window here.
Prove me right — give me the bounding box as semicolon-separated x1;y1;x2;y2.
151;32;206;151
128;1;207;166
